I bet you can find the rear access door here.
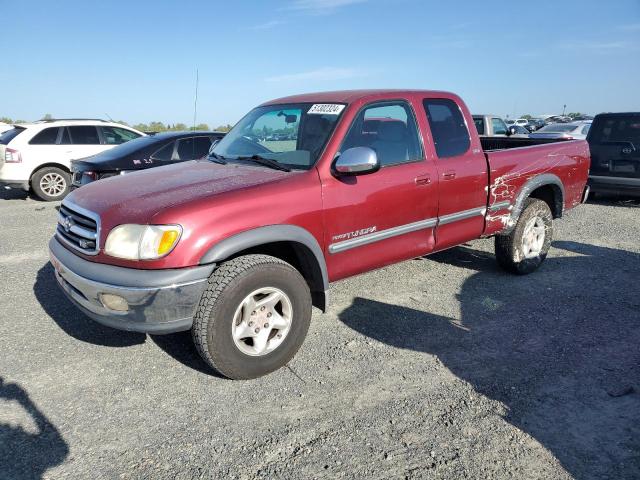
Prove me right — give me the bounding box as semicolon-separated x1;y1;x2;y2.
421;96;488;250
588;113;640;193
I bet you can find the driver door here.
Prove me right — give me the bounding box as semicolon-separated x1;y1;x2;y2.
321;100;439;281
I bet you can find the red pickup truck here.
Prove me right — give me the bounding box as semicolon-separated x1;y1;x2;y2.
49;90;590;379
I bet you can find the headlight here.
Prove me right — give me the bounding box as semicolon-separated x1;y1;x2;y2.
105;224;182;260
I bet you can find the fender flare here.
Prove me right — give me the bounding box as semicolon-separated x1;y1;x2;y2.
506;173;565;231
199;225;329;308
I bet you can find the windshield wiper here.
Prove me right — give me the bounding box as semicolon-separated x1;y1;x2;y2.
208;152;227;164
234;155;291;172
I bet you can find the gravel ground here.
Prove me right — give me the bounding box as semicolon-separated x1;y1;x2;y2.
0;188;639;480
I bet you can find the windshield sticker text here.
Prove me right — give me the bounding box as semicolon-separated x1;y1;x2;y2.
308;104;345;115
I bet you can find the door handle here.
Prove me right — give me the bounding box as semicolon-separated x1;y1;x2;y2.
415;174;431;186
443;170;456;180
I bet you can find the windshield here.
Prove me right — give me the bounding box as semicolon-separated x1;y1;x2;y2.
211;103;344;170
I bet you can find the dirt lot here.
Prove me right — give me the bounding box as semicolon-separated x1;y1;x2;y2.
0;188;639;480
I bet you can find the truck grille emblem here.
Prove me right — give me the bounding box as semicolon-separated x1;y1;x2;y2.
63;216;74;232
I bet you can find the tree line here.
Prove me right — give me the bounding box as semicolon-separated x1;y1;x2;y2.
0;114;233;133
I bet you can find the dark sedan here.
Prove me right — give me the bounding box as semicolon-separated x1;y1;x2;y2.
71;131;225;187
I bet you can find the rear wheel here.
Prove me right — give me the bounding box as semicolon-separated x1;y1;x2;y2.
495;198;553;274
192;254;312;379
31;167;70;201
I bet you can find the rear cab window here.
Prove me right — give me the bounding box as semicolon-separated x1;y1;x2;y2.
423;99;471;158
473;117;485;135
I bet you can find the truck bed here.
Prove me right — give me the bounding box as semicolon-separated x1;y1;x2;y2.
480;136;570;152
483;139;590;236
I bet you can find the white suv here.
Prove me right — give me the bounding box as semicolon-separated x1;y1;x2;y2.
0;119;145;201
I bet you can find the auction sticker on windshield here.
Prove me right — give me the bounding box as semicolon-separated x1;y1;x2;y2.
308;104;345;115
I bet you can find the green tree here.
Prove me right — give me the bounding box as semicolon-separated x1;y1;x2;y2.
521;114;533;120
0;117;13;124
147;121;167;132
42;113;53;120
215;124;233;132
194;123;210;131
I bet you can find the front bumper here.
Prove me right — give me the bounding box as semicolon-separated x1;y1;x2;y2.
589;175;640;196
49;237;214;334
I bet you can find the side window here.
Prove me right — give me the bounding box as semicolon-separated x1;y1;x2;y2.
423;99;471;158
68;126;100;145
581;124;591;135
340;102;422;167
29;127;60;145
101;127;141;145
151;141;175;161
176;136;212;160
474;118;485;135
492;118;507;135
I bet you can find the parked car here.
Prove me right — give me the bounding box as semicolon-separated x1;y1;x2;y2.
472;114;510;136
0;119;144;201
514;118;530;127
507;125;531;137
529;121;592;140
587;112;640;197
544;115;572;125
71;131;225;188
525;118;545;132
49;89;590;379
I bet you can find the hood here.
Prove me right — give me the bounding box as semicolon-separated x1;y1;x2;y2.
67;160;295;222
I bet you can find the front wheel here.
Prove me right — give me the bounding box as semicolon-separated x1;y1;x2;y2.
495;198;553;274
192;254;312;379
31;167;70;201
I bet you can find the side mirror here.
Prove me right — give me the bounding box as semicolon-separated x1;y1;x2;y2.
333;147;380;176
507;126;517;136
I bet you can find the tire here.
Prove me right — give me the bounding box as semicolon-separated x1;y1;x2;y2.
495;198;553;275
31;167;70;201
192;254;312;379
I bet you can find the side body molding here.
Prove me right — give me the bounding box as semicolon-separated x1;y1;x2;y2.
506;173;565;232
199;225;329;311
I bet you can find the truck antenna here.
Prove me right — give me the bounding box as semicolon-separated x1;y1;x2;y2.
192;68;199;131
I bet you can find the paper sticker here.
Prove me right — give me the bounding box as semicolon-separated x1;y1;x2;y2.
308;104;345;115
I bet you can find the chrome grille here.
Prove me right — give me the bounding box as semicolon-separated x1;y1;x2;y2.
56;202;100;255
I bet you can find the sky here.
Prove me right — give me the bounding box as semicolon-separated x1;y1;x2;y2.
1;0;639;126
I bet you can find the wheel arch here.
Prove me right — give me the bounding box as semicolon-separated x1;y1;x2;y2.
29;162;71;183
506;173;564;232
199;225;328;312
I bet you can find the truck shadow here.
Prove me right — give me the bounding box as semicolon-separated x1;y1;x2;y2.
338;241;640;479
0;377;69;479
33;263;146;347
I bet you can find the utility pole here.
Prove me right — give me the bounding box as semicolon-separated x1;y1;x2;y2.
562;104;566;116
